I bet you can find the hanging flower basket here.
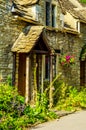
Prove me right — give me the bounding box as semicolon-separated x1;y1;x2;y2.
59;54;75;67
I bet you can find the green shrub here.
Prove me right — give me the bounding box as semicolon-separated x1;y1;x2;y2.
0;84;57;129
54;81;86;111
0;84;25;115
24;93;57;124
0;84;27;130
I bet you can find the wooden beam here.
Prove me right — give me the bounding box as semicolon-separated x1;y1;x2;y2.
15;53;19;87
41;55;44;93
32;50;49;54
25;56;30;104
33;54;37;103
49;55;53;108
12;53;16;86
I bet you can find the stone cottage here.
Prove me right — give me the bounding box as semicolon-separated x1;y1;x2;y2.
59;0;86;86
0;0;86;105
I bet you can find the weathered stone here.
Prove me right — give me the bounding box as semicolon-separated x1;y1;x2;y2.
0;0;86;88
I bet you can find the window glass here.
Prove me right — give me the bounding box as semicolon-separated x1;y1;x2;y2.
52;4;56;27
46;2;56;27
45;56;50;79
46;2;51;26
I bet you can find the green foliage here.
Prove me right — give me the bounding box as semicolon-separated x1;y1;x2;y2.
6;75;12;86
53;79;68;105
53;80;86;111
0;84;57;130
24;93;57;124
0;84;25;114
80;0;86;3
0;84;27;130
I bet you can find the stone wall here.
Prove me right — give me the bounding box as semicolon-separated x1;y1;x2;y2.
57;32;81;86
0;0;62;83
0;1;26;81
46;29;83;86
51;25;86;87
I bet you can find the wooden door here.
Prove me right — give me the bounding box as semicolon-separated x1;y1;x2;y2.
18;53;26;96
80;61;85;86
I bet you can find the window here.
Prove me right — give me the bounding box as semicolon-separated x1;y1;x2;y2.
46;2;51;26
52;4;56;27
45;55;56;80
46;2;56;27
45;56;50;79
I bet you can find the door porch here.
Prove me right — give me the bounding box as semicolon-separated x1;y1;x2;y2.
11;26;54;104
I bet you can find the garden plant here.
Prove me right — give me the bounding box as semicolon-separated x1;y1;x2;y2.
0;83;57;130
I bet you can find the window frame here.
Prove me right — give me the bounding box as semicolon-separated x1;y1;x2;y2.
51;4;56;27
45;1;56;27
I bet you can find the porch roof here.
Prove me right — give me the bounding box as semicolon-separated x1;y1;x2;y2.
14;0;39;6
11;26;52;53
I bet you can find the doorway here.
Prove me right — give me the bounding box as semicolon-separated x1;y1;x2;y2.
18;53;26;96
80;60;86;86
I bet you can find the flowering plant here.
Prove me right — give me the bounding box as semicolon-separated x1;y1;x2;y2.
59;54;75;67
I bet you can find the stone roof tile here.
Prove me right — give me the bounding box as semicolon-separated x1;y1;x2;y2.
11;26;44;53
14;0;39;6
59;0;86;22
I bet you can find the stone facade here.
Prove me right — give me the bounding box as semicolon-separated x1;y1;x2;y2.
0;0;86;90
46;29;81;86
0;1;26;81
